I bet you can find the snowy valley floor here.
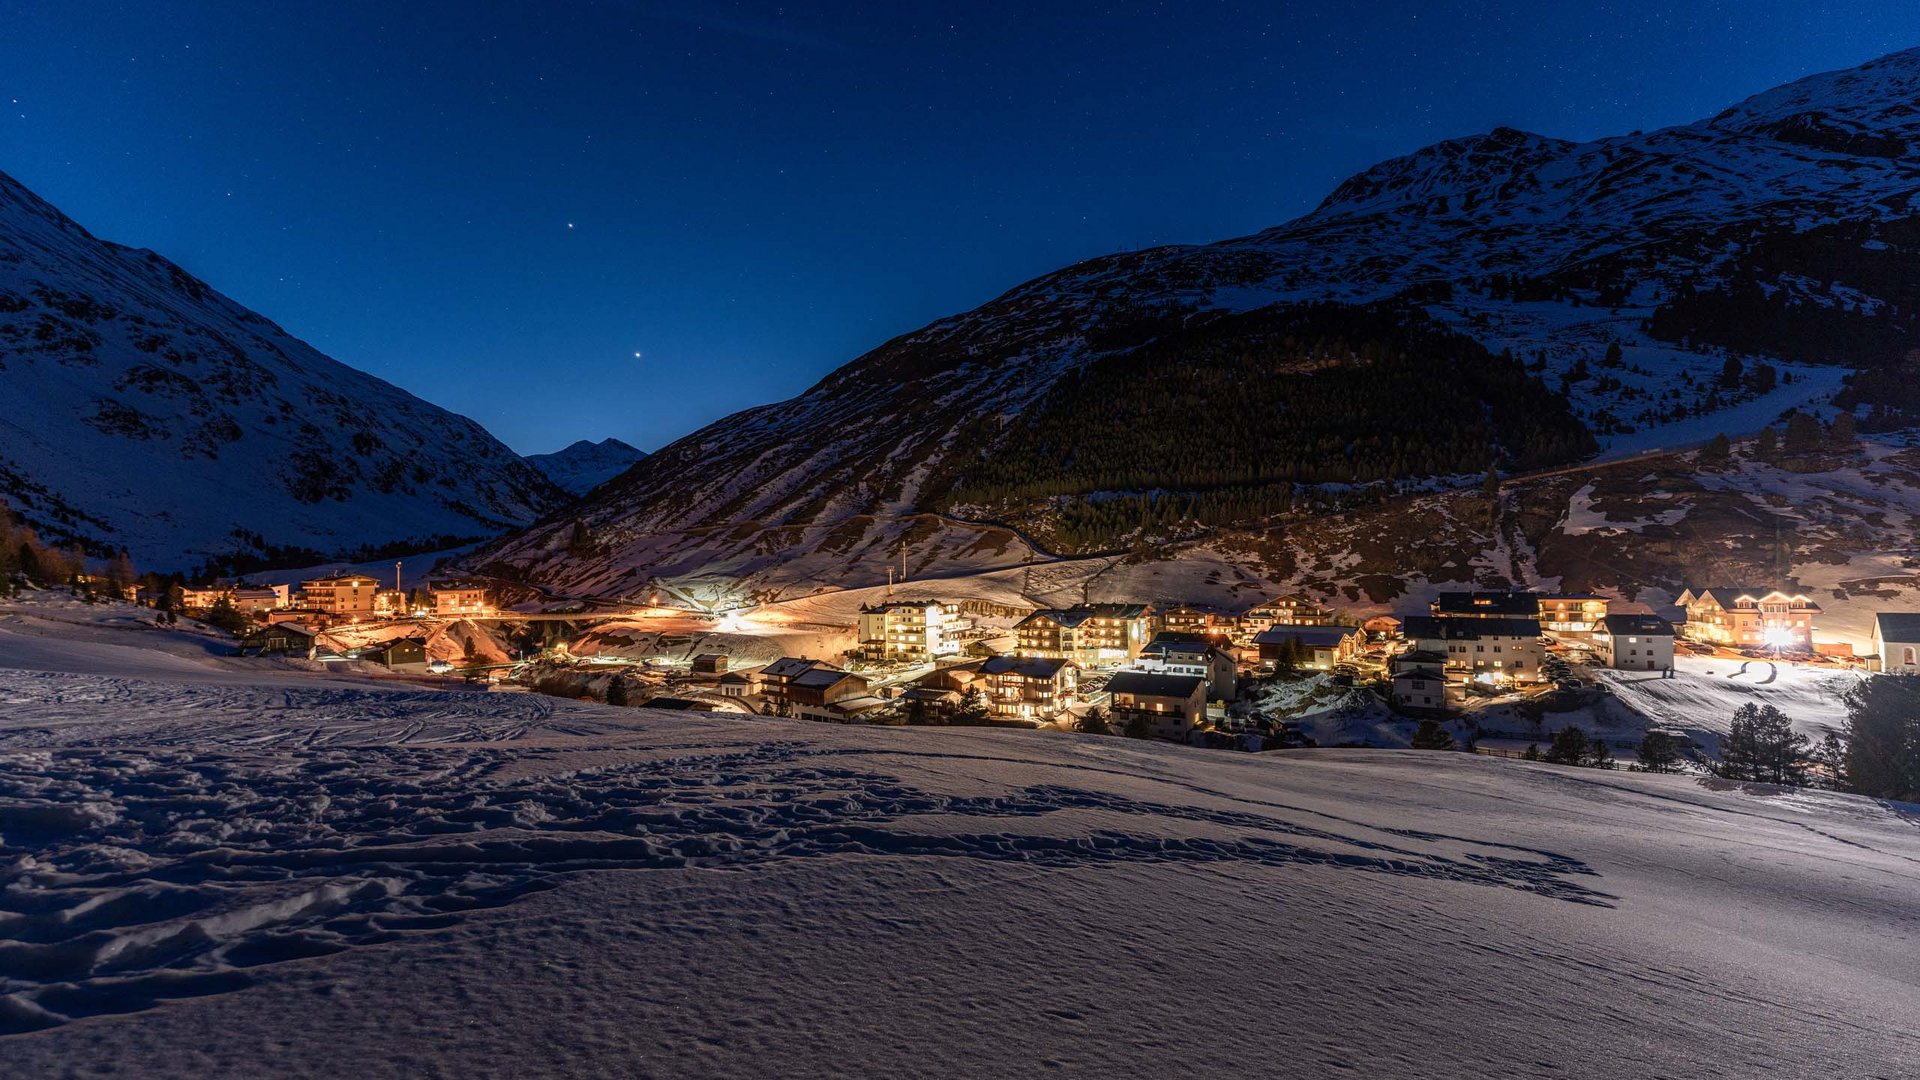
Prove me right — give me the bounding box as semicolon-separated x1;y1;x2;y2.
1;610;1917;1078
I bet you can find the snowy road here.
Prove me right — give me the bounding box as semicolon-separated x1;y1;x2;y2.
1;603;1916;1078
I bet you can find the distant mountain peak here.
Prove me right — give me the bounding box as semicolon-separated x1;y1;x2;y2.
526;437;648;497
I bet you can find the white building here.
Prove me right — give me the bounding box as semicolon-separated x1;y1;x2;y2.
1402;616;1545;685
1593;614;1675;672
1871;613;1920;674
1132;634;1237;700
857;600;967;663
1391;668;1448;712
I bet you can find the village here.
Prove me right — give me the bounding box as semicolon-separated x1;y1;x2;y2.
139;567;1920;757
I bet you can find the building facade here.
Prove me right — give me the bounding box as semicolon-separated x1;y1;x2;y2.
1104;671;1207;739
1538;593;1609;635
1014;604;1152;666
978;655;1077;720
856;600;966;663
301;575;383;617
430;586;490;617
1593;614;1675;672
1676;588;1820;651
1132;633;1237;700
1402;616;1545;684
1871;613;1920;674
1252;624;1363;671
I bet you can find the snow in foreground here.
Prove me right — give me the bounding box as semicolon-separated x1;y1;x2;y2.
0;609;1916;1078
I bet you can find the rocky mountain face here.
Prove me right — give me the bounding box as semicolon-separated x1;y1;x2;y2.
483;48;1920;612
0;170;569;569
525;438;648;497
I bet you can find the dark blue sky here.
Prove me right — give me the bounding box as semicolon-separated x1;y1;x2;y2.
2;2;1913;454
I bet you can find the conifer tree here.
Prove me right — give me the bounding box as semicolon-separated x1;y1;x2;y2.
1076;706;1110;735
605;676;629;707
1635;730;1681;773
1720;703;1809;784
1410;719;1456;751
1839;676;1920;801
1545;724;1590;765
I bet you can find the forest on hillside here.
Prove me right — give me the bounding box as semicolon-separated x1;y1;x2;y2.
938;301;1594;546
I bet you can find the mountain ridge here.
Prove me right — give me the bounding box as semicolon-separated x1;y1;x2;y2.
0;168;571;569
469;47;1920;607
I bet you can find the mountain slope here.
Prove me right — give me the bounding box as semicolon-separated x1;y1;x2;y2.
486;47;1920;602
0;170;569;568
525;438;648;496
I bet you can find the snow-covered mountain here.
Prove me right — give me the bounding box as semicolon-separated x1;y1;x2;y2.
525;437;648;496
0;170;569;568
481;47;1920;607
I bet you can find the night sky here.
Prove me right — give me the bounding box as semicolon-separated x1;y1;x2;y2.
2;2;1912;454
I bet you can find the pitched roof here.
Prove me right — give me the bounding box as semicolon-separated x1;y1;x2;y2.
1392;668;1445;681
1601;614;1674;637
1685;587;1821;611
1432;591;1542;617
980;655;1071;679
1403;616;1541;640
1104;671;1206;699
1253;624;1355;648
1016;604;1149;629
791;667;860;690
1874;613;1920;643
762;657;824;679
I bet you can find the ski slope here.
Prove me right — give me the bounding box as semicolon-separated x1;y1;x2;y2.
1;599;1915;1078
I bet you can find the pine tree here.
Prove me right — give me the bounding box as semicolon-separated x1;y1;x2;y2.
567;520;592;555
1584;738;1615;770
1829;410;1858;448
1545;724;1589;765
1076;707;1111;735
204;596;248;635
1409;719;1456;751
1839;676;1920;801
1635;730;1681;773
1754;427;1778;460
1602;342;1624;368
1521;743;1541;761
1124;712;1155;740
1720;703;1809;784
902;696;931;726
605;676;629;707
1719;355;1744;388
1702;433;1731;462
1783;411;1823;456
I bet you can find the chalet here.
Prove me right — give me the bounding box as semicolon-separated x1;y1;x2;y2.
429;585;490;617
760;660;870;720
1237;594;1333;638
1104;671;1208;739
246;622;318;657
691;653;730;675
978;655;1078;720
1538;593;1609;635
1676;588;1820;651
1391;668;1448;712
1431;591;1541;620
358;637;429;671
1871;613;1920;674
1152;599;1213;634
301;575;382;617
1592;614;1675;672
1013;604;1152;666
1133;633;1237;700
1402;615;1544;684
1361;614;1403;641
856;600;967;663
1253;624;1362;671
